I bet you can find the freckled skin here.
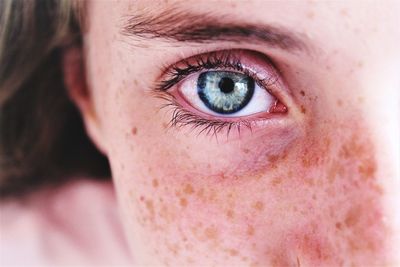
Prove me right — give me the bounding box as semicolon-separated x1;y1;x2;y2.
127;116;386;266
72;0;400;266
131;127;138;135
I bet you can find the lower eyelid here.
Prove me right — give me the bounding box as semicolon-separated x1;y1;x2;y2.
159;91;300;142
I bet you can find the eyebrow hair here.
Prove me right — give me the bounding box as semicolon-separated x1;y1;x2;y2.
121;9;310;52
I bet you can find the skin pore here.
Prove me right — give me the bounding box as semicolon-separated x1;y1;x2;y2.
66;0;399;266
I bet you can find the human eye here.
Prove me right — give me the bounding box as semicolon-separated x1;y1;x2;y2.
155;49;290;137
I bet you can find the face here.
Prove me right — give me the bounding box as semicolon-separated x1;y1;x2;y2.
68;0;400;265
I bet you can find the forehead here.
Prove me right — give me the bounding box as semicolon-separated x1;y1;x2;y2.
113;0;379;26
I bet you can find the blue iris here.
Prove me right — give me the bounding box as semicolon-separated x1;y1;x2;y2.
197;71;255;114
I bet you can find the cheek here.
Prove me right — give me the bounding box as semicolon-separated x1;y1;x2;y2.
103;83;386;266
110;114;387;266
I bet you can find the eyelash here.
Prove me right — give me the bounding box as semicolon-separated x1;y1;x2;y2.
156;50;277;92
155;50;281;138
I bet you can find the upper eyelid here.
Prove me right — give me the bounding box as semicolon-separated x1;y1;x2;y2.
156;50;242;90
155;49;280;93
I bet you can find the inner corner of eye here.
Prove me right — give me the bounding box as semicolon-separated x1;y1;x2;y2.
268;99;288;114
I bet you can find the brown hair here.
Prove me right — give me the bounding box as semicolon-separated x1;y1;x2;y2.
0;0;110;199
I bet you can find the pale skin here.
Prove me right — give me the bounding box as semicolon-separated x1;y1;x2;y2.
1;0;399;266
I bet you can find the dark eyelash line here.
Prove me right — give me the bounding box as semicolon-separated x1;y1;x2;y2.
159;96;253;139
155;50;277;92
156;51;241;91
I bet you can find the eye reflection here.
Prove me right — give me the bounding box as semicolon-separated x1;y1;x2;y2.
197;71;255;114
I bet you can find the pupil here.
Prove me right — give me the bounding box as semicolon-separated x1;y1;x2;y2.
218;77;235;94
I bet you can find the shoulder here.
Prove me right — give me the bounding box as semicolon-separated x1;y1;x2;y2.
0;179;132;266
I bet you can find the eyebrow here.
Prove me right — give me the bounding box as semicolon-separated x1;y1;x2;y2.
121;9;310;52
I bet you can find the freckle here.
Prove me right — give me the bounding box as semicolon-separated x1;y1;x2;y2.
227;192;235;199
218;172;228;180
133;79;139;86
371;183;384;195
327;162;337;183
301;157;314;168
340;137;367;159
357;158;376;180
228;249;239;256
145;199;154;215
271;177;282;186
197;188;205;198
253;201;265;211
242;148;250;154
357;61;364;68
204;226;218;240
300;90;305;96
247;225;255;236
131;127;138;135
167;242;180;255
175;190;181;197
183;184;194;194
268;154;280;163
358;96;365;103
179;197;187;207
226;209;235;219
335;222;342;230
305;177;315;187
128;190;134;198
253;172;264;181
344;205;361;227
306;11;315;19
207;189;217;201
337;99;343;106
152;179;159;188
300;105;306;114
